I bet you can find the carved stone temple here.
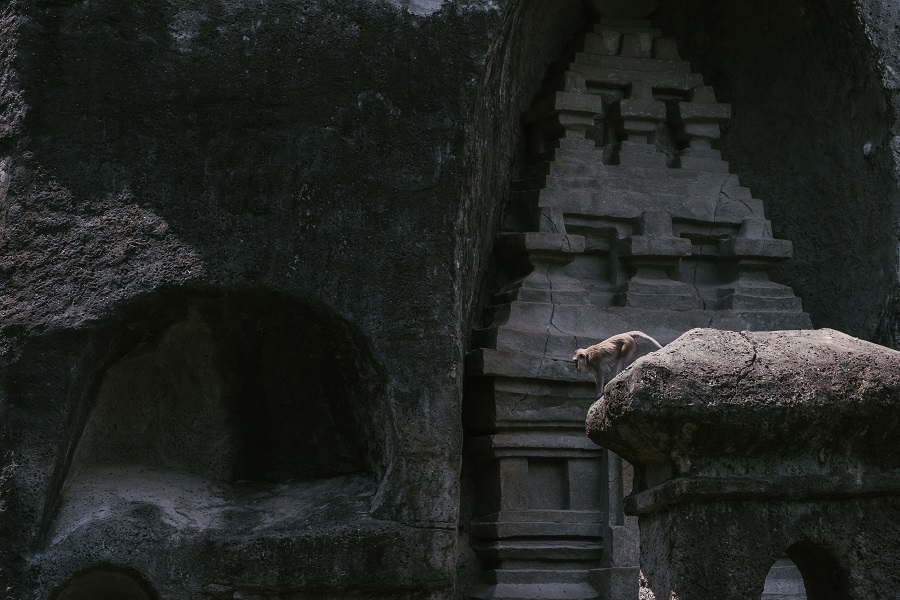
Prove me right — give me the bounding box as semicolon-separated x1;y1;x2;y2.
463;19;811;600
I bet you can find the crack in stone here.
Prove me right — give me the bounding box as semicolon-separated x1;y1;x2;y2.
689;179;726;309
734;331;758;390
537;268;555;379
512;393;528;412
721;187;754;214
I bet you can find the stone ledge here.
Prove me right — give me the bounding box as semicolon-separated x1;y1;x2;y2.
626;472;900;515
586;328;900;477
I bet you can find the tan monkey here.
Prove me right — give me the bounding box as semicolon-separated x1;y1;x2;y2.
572;331;663;398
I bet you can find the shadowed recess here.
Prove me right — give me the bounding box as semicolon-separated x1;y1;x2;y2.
43;289;389;548
69;289;386;482
49;564;159;600
786;542;845;600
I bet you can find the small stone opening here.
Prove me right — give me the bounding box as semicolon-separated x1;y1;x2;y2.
49;564;158;600
785;543;846;600
761;556;807;600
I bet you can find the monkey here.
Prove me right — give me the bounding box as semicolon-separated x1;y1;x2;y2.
572;331;663;398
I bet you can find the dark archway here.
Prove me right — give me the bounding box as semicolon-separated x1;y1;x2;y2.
786;542;847;600
762;556;807;600
49;564;159;600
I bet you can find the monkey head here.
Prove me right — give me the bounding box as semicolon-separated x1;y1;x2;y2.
572;349;590;374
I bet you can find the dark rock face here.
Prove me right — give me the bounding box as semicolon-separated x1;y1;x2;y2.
0;0;499;596
0;0;897;597
586;328;900;600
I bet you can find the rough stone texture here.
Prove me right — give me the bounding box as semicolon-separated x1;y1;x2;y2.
0;0;897;597
0;0;497;597
586;328;900;600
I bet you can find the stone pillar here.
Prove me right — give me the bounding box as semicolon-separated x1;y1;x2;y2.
586;328;900;600
615;210;699;309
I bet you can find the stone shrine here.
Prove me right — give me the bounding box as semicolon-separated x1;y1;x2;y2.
463;18;810;600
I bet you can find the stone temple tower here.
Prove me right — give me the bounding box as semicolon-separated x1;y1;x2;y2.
463;18;811;600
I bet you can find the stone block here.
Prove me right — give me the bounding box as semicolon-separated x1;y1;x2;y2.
719;236;793;259
619;235;692;257
676;155;729;172
651;37;680;60
618;97;666;121
587;328;900;472
575;53;691;74
620;33;653;58
614;289;703;311
571;63;703;91
677;99;731;122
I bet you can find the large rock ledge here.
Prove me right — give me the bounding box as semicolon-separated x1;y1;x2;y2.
586;329;900;598
586;328;900;495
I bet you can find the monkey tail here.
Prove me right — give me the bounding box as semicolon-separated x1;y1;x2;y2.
629;331;663;349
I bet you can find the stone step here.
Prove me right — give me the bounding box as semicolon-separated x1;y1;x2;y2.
470;539;604;561
468;430;602;455
484;568;597;585
533;145;735;176
568;62;703;92
472;326;600;360
471;307;813;360
466;581;600;600
467;348;579;382
491;286;589;307
510;188;764;224
716;290;805;312
470;519;603;540
676;155;730;172
519;160;741;184
515;173;753;202
523;91;605;124
463;378;601;430
572;50;691;74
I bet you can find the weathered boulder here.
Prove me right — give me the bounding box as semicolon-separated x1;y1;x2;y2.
586;328;900;600
588;328;900;481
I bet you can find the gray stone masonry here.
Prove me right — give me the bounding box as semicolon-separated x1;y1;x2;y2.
464;17;810;600
586;328;900;600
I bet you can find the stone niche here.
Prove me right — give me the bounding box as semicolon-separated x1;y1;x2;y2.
65;292;384;486
34;289;440;598
49;565;159;600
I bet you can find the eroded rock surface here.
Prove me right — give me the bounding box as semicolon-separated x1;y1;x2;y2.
586;328;900;600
